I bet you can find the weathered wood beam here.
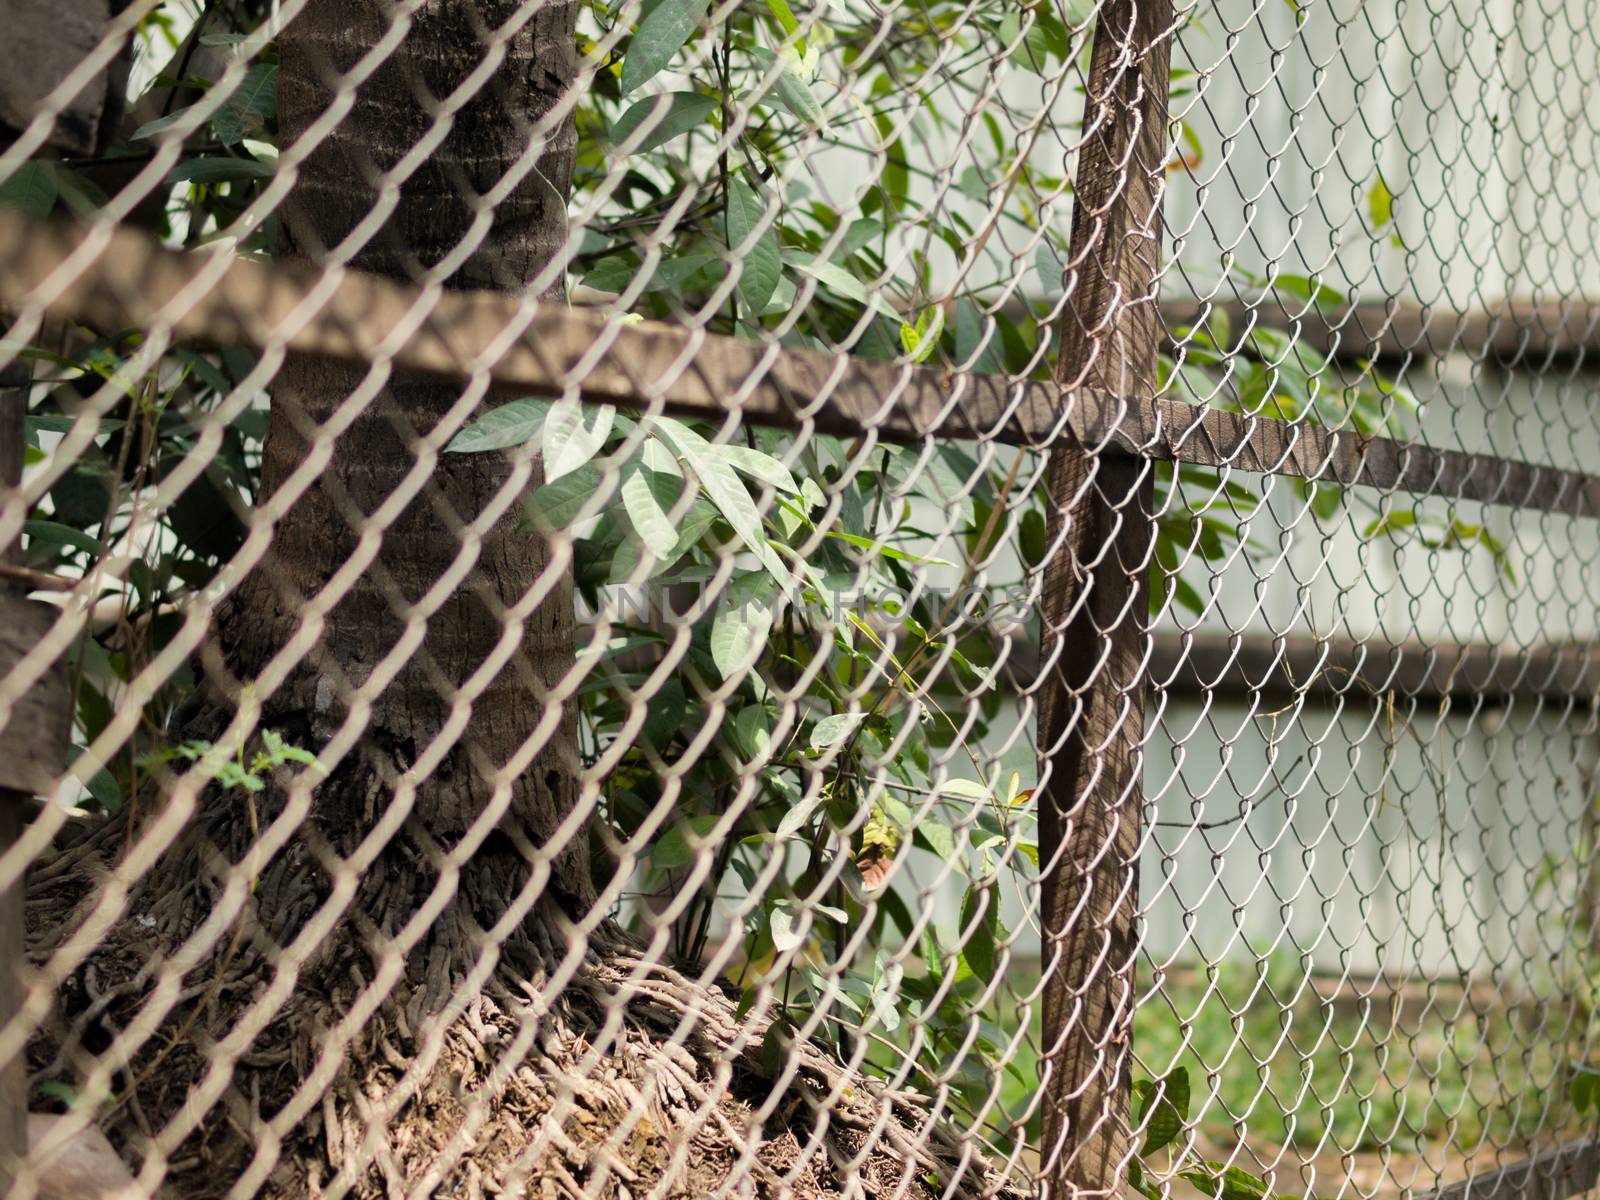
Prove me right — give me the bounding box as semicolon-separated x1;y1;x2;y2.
1417;1137;1600;1200
3;213;1600;518
1162;296;1600;367
1035;1;1170;1196
1149;632;1600;707
984;632;1600;707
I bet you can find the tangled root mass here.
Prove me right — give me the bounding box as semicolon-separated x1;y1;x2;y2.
26;764;1022;1200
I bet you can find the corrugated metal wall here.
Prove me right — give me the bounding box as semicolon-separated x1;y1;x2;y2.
1146;0;1600;977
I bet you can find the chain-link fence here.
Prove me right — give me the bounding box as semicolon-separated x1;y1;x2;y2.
1;0;1598;1196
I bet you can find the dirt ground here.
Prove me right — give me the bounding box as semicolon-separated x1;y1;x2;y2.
1181;1135;1550;1200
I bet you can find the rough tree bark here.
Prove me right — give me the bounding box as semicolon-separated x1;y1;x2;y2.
25;4;1025;1197
223;0;596;938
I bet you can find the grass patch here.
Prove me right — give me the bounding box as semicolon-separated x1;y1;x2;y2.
1134;953;1581;1156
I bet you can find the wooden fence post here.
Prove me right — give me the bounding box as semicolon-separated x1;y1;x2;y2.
1037;2;1172;1199
0;364;71;1190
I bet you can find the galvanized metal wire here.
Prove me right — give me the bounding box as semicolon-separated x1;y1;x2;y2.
0;0;1597;1197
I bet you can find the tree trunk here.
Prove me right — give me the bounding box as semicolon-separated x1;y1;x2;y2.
219;0;594;924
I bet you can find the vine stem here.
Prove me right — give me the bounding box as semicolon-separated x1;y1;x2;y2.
719;24;737;331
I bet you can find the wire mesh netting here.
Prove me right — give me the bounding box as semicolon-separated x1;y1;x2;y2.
1;0;1598;1197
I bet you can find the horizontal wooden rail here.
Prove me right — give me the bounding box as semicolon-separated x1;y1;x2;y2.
1417;1138;1600;1200
984;632;1600;707
1150;632;1600;706
4;214;1600;517
1163;297;1600;366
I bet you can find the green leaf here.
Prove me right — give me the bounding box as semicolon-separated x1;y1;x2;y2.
1019;508;1046;567
1362;509;1417;539
899;307;943;363
611;495;717;581
800;477;827;519
653;251;723;291
879;795;914;832
869;954;902;1031
714;444;799;493
652;813;720;869
954;298;1005;374
1572;1066;1600;1113
0;161;58;218
838;219;884;259
917;820;956;860
620;0;712;95
445;399;552;453
1273;273;1345;315
173;350;231;397
168;156;275;184
649;416;794;588
784;252;863;304
542;399;615;482
746;46;824;128
1034;240;1064;298
710;598;773;680
525;463;605;528
725;175;782;316
69;747;123;813
134;107;204;142
781;250;896;319
809;711;864;749
734;704;773;761
998;10;1065;70
764;0;800;36
775;789;823;838
959;886;1000;981
642;677;686;751
938;777;991;803
210;62;277;145
1137;1067;1190;1154
24;520;108;558
620;465;681;559
1368;174;1394;229
583;255;640;293
1181;1164;1271;1200
258;729;318;769
759;1015;795;1077
26;414;124;436
769;58;825;128
823;530;949;566
1166;572;1205;618
769;903;805;952
1305;480;1344;522
1174;119;1206;171
610;91;718;154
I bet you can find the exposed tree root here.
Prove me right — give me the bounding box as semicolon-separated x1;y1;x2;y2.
24;798;1026;1200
